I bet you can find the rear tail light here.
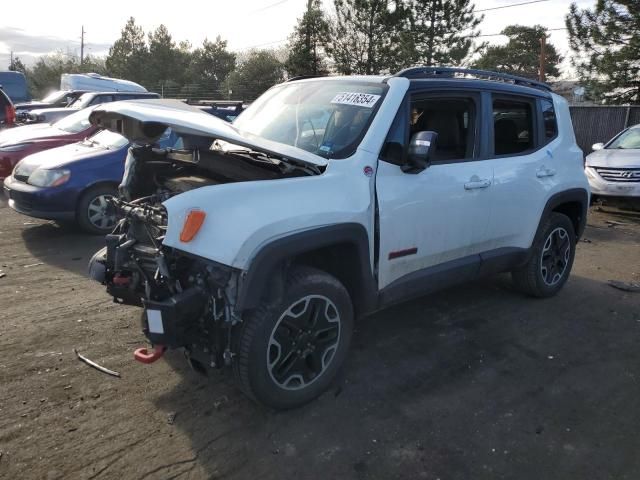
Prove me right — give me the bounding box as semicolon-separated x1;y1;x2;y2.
4;105;15;124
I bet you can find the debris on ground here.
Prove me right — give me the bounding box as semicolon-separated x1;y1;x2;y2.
23;262;44;268
606;220;628;228
73;349;121;377
214;395;229;410
0;270;5;279
581;238;592;243
167;412;177;425
607;280;640;293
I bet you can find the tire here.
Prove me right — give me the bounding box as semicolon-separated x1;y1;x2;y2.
512;212;576;298
76;184;118;235
233;265;354;410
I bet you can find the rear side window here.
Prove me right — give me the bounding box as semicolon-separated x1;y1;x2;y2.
541;99;558;141
89;94;114;106
493;98;534;155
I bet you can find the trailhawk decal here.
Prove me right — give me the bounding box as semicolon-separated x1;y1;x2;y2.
331;92;381;108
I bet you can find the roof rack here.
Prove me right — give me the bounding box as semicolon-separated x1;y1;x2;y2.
286;75;326;82
394;67;552;92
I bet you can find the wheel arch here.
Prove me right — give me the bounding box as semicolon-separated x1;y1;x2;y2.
538;188;589;241
235;223;378;318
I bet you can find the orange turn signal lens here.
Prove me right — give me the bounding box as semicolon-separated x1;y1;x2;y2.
180;210;206;243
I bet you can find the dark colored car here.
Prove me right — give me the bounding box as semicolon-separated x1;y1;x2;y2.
192;101;245;122
0;87;16;129
0;106;99;180
4;128;180;234
14;90;88;120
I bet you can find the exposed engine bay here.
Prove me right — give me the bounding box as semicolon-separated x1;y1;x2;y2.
90;140;320;369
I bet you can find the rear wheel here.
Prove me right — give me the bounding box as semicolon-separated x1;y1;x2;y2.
76;184;118;235
233;266;353;410
512;212;576;297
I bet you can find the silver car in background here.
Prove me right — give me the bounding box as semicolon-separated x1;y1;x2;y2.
585;124;640;199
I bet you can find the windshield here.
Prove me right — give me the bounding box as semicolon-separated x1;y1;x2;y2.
233;80;387;159
86;129;129;149
608;128;640;150
70;93;93;108
53;107;93;133
41;91;66;103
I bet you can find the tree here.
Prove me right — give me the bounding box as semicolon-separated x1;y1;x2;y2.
147;25;184;87
8;56;26;73
188;36;236;97
474;25;561;79
225;50;284;101
285;0;330;77
105;17;149;85
566;0;640;104
405;0;483;67
326;0;407;75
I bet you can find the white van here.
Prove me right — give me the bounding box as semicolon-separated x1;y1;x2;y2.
60;73;147;93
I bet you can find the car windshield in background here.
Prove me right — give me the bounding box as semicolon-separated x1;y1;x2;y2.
40;91;66;103
233;80;387;159
54;108;92;133
87;130;129;149
608;128;640;149
69;93;94;108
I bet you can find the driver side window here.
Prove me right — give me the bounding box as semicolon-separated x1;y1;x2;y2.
380;95;477;165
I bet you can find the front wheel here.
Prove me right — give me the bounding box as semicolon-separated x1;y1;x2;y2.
76;184;118;235
233;266;353;410
512;212;576;297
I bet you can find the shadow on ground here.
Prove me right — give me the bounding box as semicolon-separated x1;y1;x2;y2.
151;274;640;480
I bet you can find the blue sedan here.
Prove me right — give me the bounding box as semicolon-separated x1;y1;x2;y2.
3;128;179;234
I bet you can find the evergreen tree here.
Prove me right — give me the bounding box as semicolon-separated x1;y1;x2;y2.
566;0;640;104
225;50;284;101
285;0;330;77
189;36;236;96
147;25;183;87
105;17;149;85
405;0;483;67
474;25;561;79
326;0;407;75
8;56;26;73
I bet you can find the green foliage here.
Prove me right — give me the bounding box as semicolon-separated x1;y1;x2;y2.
405;0;483;67
285;0;330;77
566;0;640;104
326;0;407;75
225;50;285;101
188;36;237;97
474;25;561;79
105;17;149;85
8;56;27;73
27;52;106;99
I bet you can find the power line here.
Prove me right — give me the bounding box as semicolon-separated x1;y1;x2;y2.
477;27;567;37
249;0;290;14
476;0;550;13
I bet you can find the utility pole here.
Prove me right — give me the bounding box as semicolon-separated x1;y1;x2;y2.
539;36;546;82
10;50;14;69
80;26;85;68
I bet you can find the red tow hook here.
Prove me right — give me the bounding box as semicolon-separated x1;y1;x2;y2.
134;345;166;364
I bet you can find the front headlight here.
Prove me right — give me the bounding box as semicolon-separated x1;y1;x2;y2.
0;143;31;152
27;168;71;187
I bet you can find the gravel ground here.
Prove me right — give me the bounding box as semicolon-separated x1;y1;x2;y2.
0;193;639;480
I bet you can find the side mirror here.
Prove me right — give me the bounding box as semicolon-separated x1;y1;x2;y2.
592;142;604;151
402;131;438;173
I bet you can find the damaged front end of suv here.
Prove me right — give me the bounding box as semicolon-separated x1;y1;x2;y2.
87;99;326;371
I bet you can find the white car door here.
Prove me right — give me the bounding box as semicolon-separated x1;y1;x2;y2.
486;94;562;252
375;92;493;296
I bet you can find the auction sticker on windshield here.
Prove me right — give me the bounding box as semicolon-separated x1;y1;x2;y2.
331;92;381;108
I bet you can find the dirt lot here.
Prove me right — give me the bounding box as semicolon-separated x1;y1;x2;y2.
1;194;639;480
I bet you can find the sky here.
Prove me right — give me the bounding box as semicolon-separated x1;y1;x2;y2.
0;0;595;78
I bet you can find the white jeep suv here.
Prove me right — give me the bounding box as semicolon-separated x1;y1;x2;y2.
88;68;590;409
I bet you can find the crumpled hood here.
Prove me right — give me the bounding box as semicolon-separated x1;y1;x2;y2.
586;149;640;168
89;99;328;168
0;123;67;146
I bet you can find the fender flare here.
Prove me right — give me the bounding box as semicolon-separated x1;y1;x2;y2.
235;223;377;315
539;188;589;240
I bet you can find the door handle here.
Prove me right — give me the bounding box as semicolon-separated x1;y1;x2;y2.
536;167;556;178
464;179;491;190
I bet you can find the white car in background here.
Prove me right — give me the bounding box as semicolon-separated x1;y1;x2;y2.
585;124;640;199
